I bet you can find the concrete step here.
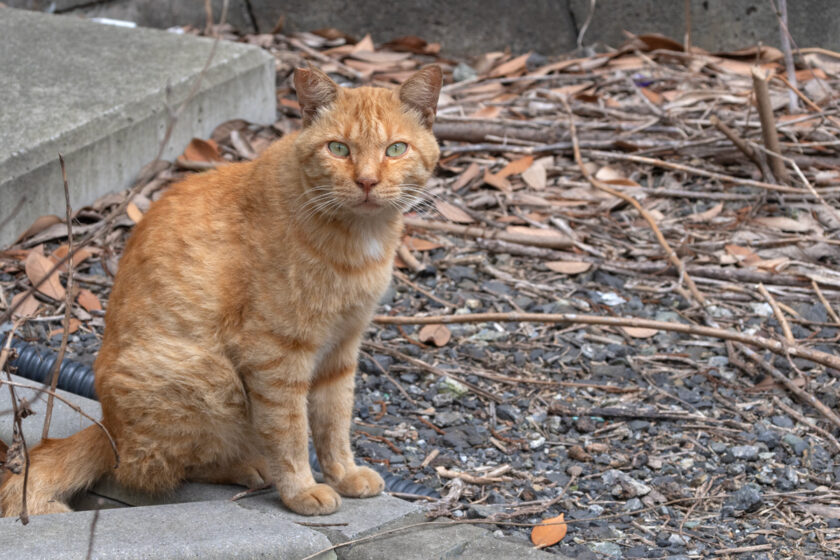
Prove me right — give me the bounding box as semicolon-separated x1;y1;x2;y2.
1;501;336;560
0;7;276;248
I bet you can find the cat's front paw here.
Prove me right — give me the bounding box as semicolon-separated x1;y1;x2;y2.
330;466;384;498
284;483;341;515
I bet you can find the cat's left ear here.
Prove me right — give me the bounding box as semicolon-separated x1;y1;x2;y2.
294;66;340;127
399;65;443;129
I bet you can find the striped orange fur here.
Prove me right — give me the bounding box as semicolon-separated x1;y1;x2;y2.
1;65;442;517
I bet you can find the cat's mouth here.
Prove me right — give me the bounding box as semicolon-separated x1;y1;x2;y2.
354;199;383;210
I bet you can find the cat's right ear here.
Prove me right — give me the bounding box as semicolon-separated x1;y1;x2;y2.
294;66;339;127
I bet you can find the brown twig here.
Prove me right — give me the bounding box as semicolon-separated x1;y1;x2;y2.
757;283;794;344
560;95;707;306
403;217;572;249
364;341;500;403
737;344;840;431
709;114;764;173
84;502;102;560
586;150;802;194
771;0;799;112
772;395;840;453
2;322;30;524
393;270;456;310
372;312;840;372
811;280;840;325
751;66;791;183
41;154;74;440
396;244;424;273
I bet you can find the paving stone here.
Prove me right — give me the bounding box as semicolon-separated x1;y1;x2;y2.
336;512;569;560
238;491;422;541
0;7;275;247
0;501;335;560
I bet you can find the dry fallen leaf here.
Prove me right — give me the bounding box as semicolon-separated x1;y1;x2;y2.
499;156;535;177
126;202;144;224
522;160;547;190
49;318;81;339
181;138;224;163
351;34;375;53
14;215;63;245
11;291;39;319
402;236;443;252
418;324;452;347
531;513;567;548
77;288;102;312
688;202;724;222
753;216;814;233
435;201;474;224
621;326;659;338
546;261;592;274
489;52;531;78
50;244;94;272
25;251;65;300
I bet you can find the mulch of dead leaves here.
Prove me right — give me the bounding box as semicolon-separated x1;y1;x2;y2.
3;23;840;559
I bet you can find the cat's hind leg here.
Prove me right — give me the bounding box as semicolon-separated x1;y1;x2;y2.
186;452;271;488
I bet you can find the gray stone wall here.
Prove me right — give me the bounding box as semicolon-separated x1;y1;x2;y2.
6;0;840;55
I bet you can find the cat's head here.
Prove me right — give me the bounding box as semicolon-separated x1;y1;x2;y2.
293;65;442;219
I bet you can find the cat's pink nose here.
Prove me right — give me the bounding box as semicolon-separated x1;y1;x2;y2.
356;177;379;193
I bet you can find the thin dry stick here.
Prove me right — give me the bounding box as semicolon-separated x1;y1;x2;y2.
363;341;501;402
560;95;707;306
393;270;456;309
585;150;802;194
771;0;799;112
403;217;572;249
1;323;30;524
772;395;840;453
774;73;821;112
758;283;794;344
1;379;119;467
683;0;692;53
85;504;102;560
396;244;424;273
41;154;74;440
751;66;791;183
371;312;840;371
709;114;764;172
811;279;840;325
737;344;840;431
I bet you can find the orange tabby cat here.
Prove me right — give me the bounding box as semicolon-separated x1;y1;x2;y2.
1;65;442;517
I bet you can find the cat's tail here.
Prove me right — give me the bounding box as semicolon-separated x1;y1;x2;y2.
1;425;115;517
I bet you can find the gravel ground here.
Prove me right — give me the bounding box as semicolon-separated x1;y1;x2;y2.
3;25;840;559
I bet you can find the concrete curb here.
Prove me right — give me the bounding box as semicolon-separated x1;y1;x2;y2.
0;8;276;248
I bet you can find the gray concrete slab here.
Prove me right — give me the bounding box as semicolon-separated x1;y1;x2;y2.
0;501;336;560
0;7;275;248
238;491;422;542
334;512;569;560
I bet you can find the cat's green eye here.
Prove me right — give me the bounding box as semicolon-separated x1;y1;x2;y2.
386;142;407;157
328;141;350;157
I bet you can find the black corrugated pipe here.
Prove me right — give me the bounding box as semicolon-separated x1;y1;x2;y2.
7;338;439;498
